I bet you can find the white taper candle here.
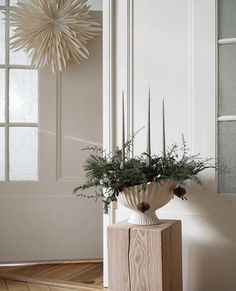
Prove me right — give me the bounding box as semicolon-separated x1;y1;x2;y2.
146;89;151;166
122;91;125;168
162;97;166;158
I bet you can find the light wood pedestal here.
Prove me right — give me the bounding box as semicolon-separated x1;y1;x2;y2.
107;220;182;291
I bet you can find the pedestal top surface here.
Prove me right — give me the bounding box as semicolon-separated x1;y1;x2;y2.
108;219;181;232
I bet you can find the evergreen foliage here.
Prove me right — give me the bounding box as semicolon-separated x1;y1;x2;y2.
74;135;214;214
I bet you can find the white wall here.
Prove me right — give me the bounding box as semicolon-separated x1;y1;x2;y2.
0;10;103;263
104;0;236;290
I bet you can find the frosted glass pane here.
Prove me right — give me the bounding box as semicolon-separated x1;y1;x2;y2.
218;0;236;39
10;48;29;65
218;122;236;193
0;69;5;122
0;10;5;65
10;0;17;5
0;127;4;181
218;44;236;115
0;1;5;5
10;28;29;65
9;127;38;181
9;69;38;122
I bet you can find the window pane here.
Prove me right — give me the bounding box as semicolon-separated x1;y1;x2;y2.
0;10;5;65
10;48;29;65
9;127;38;181
10;0;17;6
0;69;5;122
218;0;236;39
9;69;38;123
218;44;236;116
0;127;4;181
10;28;29;65
218;121;236;193
0;1;5;5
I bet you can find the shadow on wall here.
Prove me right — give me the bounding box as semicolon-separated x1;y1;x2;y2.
159;173;236;291
182;178;236;291
185;237;236;291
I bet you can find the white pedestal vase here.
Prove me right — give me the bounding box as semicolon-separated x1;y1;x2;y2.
118;180;177;225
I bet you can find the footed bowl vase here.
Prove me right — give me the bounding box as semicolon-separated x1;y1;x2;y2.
118;180;177;225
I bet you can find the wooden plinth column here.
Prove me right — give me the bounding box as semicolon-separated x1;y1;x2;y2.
107;220;182;291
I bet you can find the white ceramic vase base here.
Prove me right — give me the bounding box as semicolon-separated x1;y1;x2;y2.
128;211;160;225
118;180;177;226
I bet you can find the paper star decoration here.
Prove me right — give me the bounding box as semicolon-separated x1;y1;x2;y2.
8;0;101;72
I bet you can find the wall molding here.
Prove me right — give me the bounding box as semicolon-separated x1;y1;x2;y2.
103;0;116;155
103;0;116;225
103;0;116;286
104;0;135;220
188;0;194;159
56;71;62;181
127;0;134;157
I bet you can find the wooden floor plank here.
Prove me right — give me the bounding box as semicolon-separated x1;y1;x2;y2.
68;264;102;285
0;263;104;290
15;265;61;277
0;263;103;288
0;274;104;291
49;287;73;291
5;279;29;291
0;268;20;274
27;282;51;291
34;264;93;280
0;279;8;291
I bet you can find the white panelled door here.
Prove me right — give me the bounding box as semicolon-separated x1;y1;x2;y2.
0;3;103;262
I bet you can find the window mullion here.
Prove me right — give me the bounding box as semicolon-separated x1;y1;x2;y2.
5;69;9;181
5;1;9;181
7;123;38;127
0;65;35;69
218;116;236;122
218;38;236;45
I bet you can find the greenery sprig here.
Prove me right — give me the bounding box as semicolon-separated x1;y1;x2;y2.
74;135;214;214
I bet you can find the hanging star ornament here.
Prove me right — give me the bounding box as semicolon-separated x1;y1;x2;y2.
8;0;101;72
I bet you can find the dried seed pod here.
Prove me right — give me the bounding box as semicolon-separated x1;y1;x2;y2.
173;186;186;198
137;201;150;213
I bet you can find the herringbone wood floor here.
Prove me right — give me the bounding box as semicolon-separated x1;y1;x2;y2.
0;263;105;291
0;279;83;291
